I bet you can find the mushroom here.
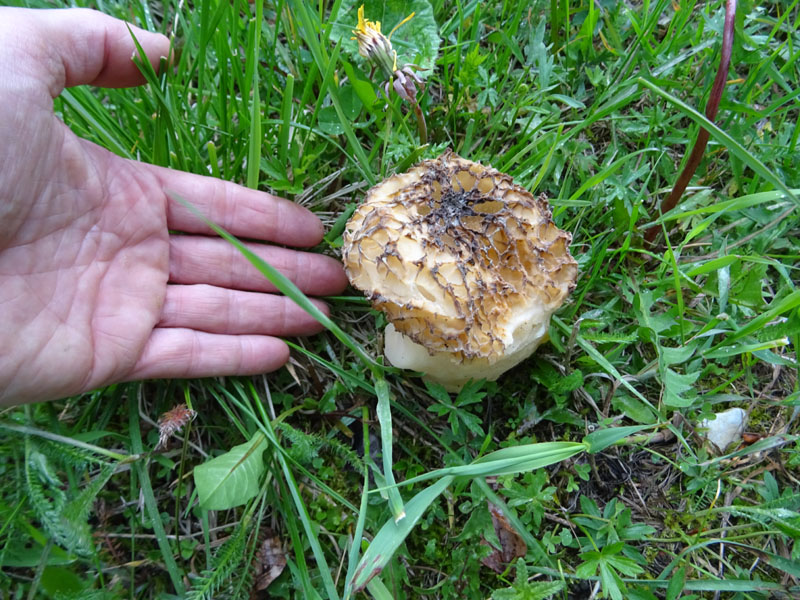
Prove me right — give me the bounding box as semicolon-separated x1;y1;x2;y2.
342;150;578;391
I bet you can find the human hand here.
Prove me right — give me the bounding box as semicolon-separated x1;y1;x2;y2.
0;8;347;406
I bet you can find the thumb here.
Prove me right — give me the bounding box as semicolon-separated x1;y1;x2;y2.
0;7;170;98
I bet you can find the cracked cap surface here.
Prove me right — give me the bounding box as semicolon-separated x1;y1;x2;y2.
343;150;578;388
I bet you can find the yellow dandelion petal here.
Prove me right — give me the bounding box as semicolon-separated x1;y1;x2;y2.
352;4;398;77
356;4;366;33
388;12;415;39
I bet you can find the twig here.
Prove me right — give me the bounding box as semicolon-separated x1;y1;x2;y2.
645;0;737;243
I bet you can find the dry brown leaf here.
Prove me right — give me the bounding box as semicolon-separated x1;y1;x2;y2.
251;530;287;598
480;502;527;573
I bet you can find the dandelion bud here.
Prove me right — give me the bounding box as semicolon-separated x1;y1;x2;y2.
352;5;398;79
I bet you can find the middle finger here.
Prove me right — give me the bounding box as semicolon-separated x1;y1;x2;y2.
168;235;348;296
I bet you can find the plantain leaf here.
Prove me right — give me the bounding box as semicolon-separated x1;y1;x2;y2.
194;433;267;510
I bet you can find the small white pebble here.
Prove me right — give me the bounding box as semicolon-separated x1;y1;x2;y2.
700;407;747;454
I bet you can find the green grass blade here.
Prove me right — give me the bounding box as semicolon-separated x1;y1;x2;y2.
350;476;454;592
0;423;130;463
278;74;295;165
260;414;340;599
344;407;373;599
555;317;654;408
568;148;659;201
127;387;185;595
638;77;800;207
710;289;800;349
584;425;654;453
287;0;375;184
246;5;263;190
374;378;406;522
395;442;585;488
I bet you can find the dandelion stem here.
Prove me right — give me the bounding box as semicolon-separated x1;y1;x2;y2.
413;101;427;145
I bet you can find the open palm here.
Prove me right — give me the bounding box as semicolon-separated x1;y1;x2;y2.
0;8;347;405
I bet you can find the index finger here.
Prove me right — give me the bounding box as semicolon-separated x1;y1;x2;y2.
2;7;171;97
148;162;325;248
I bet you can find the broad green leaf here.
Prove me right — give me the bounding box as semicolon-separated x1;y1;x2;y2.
318;84;364;134
575;553;600;578
662;367;699;407
612;394;658;424
194;433;267;510
732;262;768;308
599;562;625;600
634;290;676;337
40;566;83;597
0;540;74;568
660;342;697;366
339;83;364;120
318;105;346;135
424;380;452;404
456;379;489;405
332;0;441;74
350;475;453;591
341;60;379;111
605;552;644;577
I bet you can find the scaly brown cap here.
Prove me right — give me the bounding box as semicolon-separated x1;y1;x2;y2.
342;150;578;389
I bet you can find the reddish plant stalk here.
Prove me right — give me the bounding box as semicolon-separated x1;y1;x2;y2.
645;0;737;243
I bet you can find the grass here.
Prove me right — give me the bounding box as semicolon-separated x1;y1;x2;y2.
1;0;800;598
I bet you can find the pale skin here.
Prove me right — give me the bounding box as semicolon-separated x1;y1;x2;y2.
0;8;348;406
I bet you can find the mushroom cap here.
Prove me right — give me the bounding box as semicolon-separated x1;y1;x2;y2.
342;150;578;390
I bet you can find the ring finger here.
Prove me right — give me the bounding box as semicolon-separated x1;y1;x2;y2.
158;284;329;337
